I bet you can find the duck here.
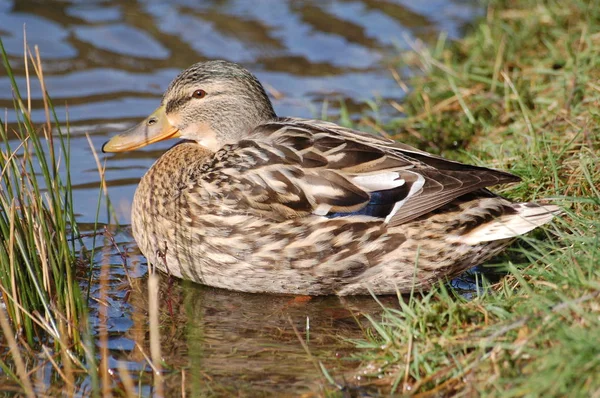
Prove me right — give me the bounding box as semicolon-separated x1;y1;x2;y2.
102;60;559;295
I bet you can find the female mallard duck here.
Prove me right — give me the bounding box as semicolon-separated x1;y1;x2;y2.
103;60;559;295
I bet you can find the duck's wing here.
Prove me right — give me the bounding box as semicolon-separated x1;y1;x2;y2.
193;119;520;224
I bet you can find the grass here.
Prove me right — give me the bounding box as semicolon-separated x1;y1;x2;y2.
0;39;166;397
345;0;600;395
0;40;88;395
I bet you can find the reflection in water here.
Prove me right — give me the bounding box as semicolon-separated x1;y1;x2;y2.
109;246;399;396
0;0;483;394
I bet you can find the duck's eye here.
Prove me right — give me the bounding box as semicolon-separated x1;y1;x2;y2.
192;89;206;99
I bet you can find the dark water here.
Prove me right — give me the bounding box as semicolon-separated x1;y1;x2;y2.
0;0;483;395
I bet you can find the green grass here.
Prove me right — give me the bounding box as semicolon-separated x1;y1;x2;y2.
347;0;600;395
0;41;93;396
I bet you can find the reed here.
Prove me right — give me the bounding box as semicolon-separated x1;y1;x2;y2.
0;38;89;390
0;36;169;396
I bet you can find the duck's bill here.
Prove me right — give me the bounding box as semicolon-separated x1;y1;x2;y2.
102;105;180;153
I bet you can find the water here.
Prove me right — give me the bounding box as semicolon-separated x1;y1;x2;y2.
0;0;483;395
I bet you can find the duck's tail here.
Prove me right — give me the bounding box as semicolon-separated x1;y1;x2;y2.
457;202;561;245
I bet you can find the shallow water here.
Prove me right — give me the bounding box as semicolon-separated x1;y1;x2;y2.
0;0;483;395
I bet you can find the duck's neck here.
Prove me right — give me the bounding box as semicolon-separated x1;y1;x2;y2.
191;113;278;152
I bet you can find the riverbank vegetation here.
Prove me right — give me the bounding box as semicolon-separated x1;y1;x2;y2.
0;41;90;396
349;0;600;395
0;41;162;397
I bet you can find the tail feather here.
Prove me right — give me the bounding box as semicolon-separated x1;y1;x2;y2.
459;203;560;245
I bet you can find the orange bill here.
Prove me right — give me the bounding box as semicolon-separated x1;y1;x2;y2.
102;105;180;152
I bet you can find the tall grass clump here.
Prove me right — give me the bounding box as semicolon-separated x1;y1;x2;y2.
348;0;600;396
0;38;87;382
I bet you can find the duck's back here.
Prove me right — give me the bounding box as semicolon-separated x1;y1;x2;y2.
130;126;558;295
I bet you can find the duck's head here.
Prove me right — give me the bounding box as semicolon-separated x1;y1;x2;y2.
102;60;276;153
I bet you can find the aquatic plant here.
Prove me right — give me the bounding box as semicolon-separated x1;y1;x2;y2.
0;39;89;395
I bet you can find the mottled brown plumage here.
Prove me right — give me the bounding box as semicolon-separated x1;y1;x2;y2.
103;60;560;295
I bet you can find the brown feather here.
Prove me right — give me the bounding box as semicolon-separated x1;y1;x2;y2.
198;118;521;224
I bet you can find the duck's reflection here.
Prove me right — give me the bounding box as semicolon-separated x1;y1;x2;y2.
124;270;398;395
